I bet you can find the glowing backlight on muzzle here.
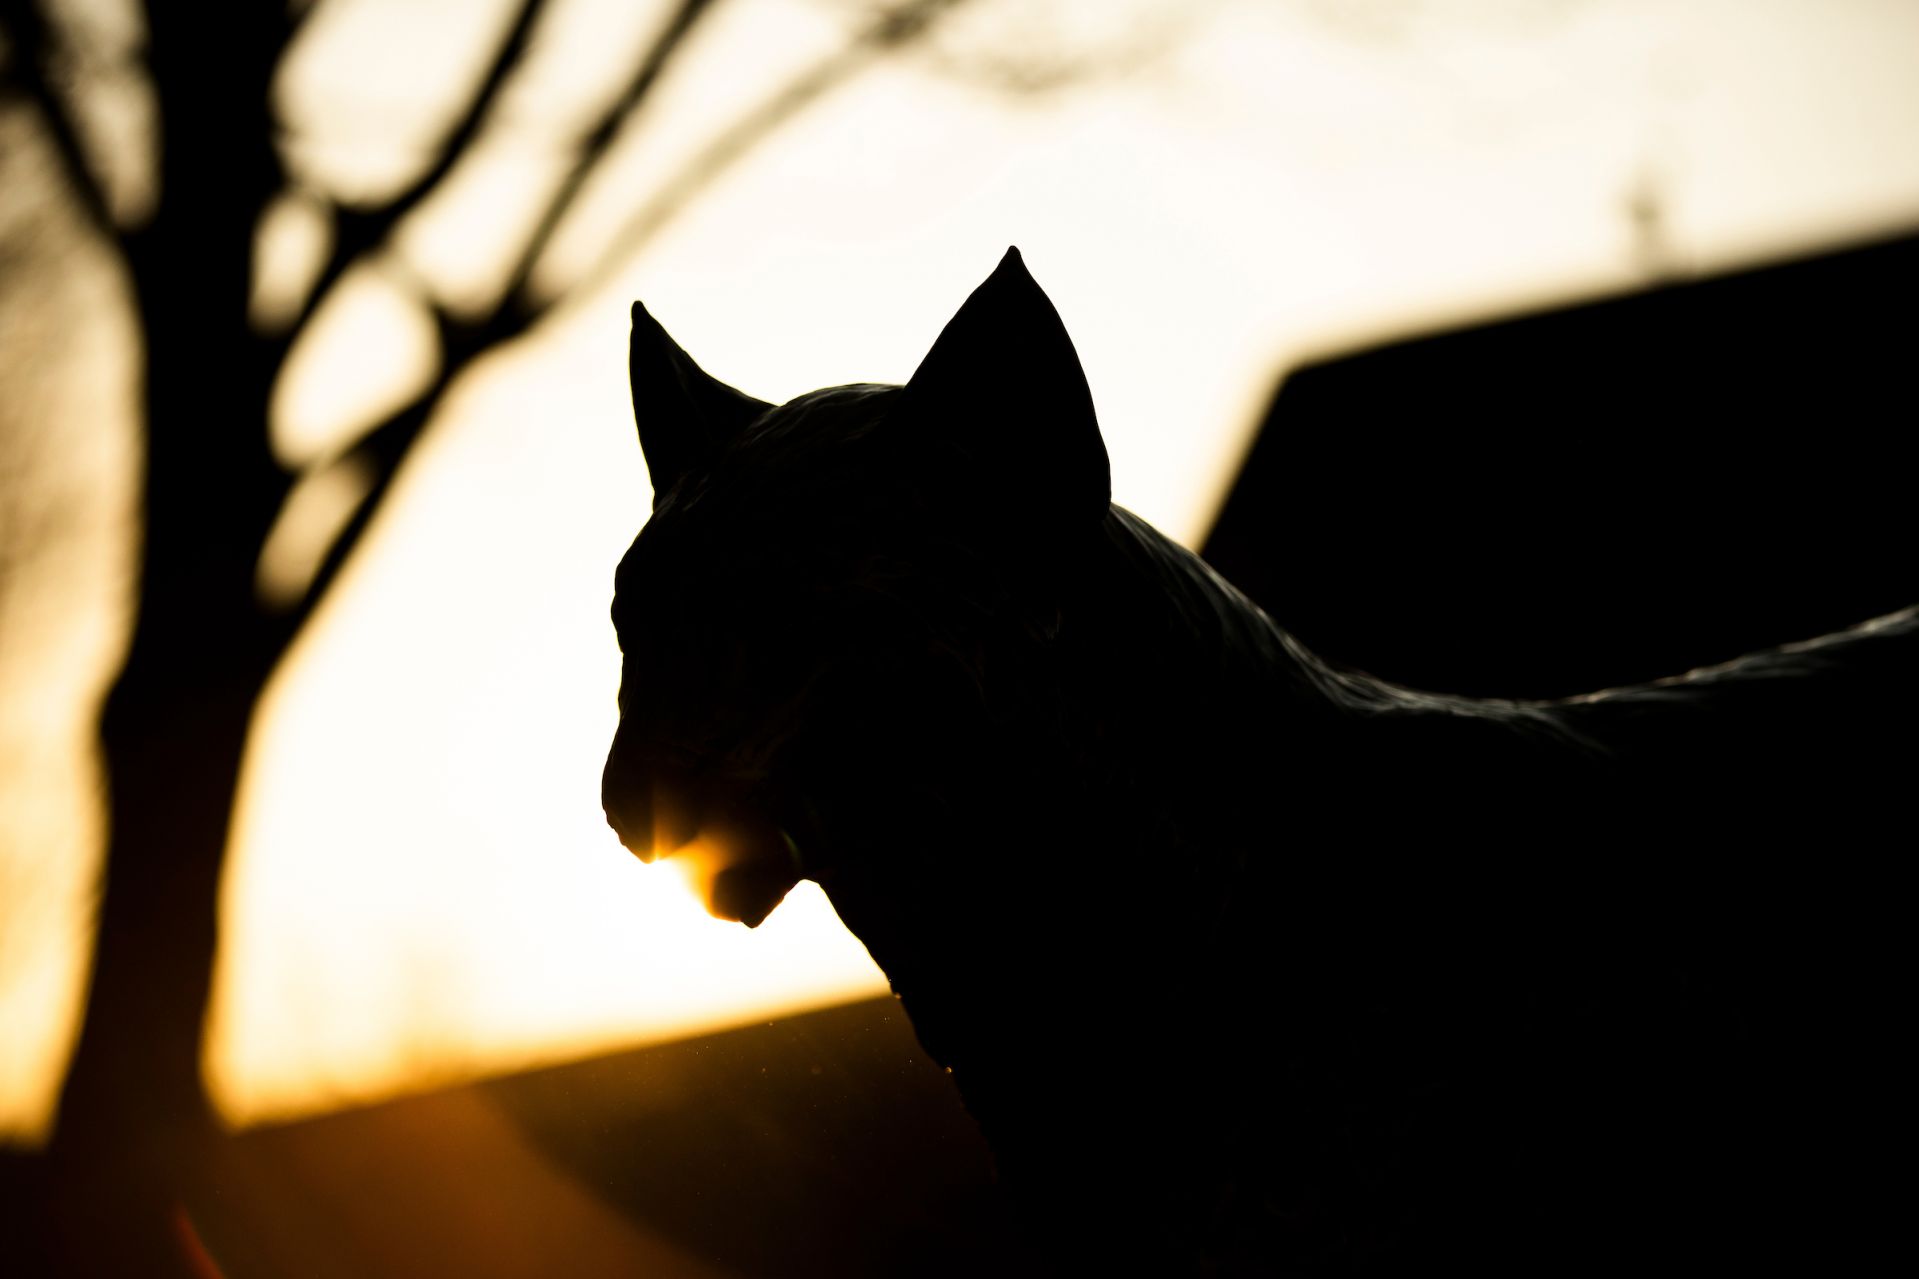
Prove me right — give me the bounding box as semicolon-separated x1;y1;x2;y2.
661;831;801;929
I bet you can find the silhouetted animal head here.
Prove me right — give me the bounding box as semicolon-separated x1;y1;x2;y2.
602;249;1109;927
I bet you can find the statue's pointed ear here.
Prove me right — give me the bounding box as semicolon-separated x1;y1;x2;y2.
630;302;770;506
898;247;1110;532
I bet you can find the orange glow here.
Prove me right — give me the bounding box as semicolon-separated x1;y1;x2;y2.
665;840;736;919
660;832;801;928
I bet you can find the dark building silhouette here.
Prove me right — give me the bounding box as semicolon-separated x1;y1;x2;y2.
1202;231;1919;697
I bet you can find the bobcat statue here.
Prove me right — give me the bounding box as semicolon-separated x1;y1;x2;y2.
602;249;1914;1273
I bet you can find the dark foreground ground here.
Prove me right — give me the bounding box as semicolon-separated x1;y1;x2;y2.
3;995;1046;1278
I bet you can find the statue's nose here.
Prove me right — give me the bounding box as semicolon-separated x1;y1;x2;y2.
601;735;698;862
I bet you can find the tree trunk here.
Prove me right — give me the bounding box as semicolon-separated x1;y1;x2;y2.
41;181;287;1269
43;662;265;1275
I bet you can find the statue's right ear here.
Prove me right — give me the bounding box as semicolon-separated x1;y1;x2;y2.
630;302;770;506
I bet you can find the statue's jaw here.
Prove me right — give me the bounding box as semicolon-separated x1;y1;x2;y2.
704;856;801;928
667;826;802;928
603;742;804;925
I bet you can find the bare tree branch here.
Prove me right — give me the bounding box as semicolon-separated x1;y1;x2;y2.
287;0;972;630
279;0;721;624
246;3;561;602
280;343;451;634
0;0;117;239
576;0;968;293
286;0;553;344
267;2;543;355
285;0;324;43
492;0;719;311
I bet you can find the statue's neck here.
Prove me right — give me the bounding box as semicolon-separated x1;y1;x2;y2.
1072;505;1340;721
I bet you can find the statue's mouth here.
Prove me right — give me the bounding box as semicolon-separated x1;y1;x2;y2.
603;757;802;927
666;825;803;928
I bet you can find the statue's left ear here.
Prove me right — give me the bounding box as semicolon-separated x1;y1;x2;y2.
897;248;1111;534
630;301;770;507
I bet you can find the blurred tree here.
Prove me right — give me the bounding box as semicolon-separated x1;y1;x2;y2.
0;0;974;1270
